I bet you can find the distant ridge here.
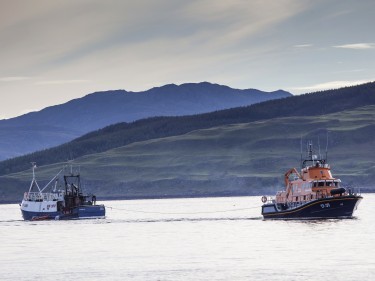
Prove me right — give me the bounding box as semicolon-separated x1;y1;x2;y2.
0;82;291;160
0;81;374;177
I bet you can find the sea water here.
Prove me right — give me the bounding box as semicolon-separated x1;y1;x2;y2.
0;195;374;281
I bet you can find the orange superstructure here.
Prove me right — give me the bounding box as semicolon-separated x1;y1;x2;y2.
275;142;343;205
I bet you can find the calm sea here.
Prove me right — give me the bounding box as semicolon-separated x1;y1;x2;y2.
0;195;374;281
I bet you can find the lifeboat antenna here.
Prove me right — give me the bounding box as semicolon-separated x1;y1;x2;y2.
307;141;313;159
307;141;315;165
325;131;329;162
300;136;303;168
318;136;322;160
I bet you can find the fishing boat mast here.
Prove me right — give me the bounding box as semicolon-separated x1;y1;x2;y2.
28;162;41;194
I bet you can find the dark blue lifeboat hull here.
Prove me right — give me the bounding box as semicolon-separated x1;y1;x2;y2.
262;195;362;219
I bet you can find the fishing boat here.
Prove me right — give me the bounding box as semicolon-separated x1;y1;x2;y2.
261;142;362;219
20;163;105;220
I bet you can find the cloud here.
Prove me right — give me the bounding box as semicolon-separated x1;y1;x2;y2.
1;1;374;119
0;0;309;72
293;44;313;48
289;79;373;93
333;43;375;49
0;76;31;82
332;69;365;74
35;79;90;86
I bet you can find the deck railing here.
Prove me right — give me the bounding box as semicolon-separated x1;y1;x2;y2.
23;192;64;202
346;187;361;196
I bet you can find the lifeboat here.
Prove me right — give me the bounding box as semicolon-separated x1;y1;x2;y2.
261;142;362;219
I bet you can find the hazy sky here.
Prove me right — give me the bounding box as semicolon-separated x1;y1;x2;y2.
0;0;374;119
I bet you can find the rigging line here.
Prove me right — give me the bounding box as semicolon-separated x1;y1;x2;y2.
106;205;261;215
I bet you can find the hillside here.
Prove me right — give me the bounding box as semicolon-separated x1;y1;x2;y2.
1;81;374;176
0;82;290;160
1;104;374;203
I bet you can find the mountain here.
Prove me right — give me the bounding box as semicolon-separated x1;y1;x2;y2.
0;82;374;203
1;105;373;203
0;82;291;160
0;81;374;176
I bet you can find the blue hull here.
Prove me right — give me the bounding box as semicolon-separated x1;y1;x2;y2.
22;205;105;221
77;205;106;219
262;195;362;219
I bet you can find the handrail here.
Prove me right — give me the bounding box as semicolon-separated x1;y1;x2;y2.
273;187;361;207
24;191;64;201
347;187;361;196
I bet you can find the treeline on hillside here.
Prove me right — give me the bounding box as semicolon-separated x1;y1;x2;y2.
1;82;374;175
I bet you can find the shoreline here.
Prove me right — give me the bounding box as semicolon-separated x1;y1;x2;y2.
2;190;373;205
0;193;258;205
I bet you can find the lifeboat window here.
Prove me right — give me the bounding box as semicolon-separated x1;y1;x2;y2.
303;195;306;201
334;182;338;187
295;197;299;202
318;182;324;187
313;182;317;187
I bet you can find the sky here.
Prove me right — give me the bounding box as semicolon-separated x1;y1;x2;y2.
0;0;374;119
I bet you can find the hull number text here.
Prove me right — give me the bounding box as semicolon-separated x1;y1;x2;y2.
320;203;331;209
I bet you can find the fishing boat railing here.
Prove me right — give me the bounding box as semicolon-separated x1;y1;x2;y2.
24;192;63;202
